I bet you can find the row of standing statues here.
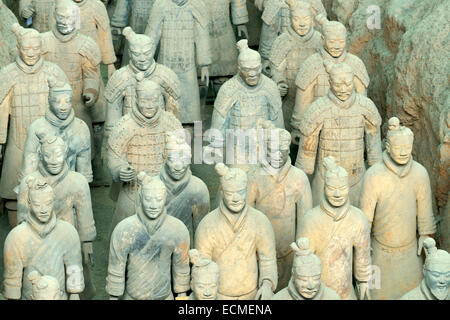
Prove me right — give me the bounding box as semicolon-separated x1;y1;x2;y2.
0;0;448;300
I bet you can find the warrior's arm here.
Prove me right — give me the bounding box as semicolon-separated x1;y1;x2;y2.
16;179;29;225
295;120;322;174
259;22;278;61
81;53;101;102
64;229;85;295
270;96;285;129
364;117;382;166
172;228;191;294
144;0;163;40
291;82;316;130
94;7;117;65
295;214;315;251
209;110;227;148
359;173;378;231
416;169;437;236
246;175;259;208
110;0;131;28
19;0;34;19
20;127;41;180
192;185;210;234
74;179;97;242
76;126;93;183
256;217;278;291
194;220;214;259
269;57;287;86
105;99;124;135
354;77;367;96
106;227;129;298
194;18;212;67
295;173;313;222
106;129;130;182
353;220;372;283
3;237;23;299
231;0;249;25
0;89;12;145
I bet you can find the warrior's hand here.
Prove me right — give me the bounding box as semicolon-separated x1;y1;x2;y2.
83;91;96;107
111;27;122;36
107;64;116;79
82;242;94;267
417;235;431;255
262;59;271;77
291;129;301;145
21;6;35;19
255;0;264;11
201;66;209;88
358;282;371;300
119;166;135;182
278;83;288;97
255;280;273;300
237;25;249;39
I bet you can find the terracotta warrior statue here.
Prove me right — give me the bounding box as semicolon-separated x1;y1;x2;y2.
110;0;157;65
297;156;372;300
0;24;67;228
21;78;93;184
106;173;190;300
295;62;382;207
195;163;278;300
28;271;65;300
271;238;340;300
209;39;283;169
106;78;182;232
259;0;325;74
19;0;55;32
145;0;211;124
188;249;220;300
0;0;18;68
291;15;370;142
160;132;210;245
269;0;322;131
17;134;96;299
360;117;437;300
104;26;180;136
247;121;312;291
401;238;450;300
3;178;84;300
41;0;102;140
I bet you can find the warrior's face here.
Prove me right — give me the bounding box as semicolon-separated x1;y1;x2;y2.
54;5;78;35
325;177;349;207
137;90;162;119
141;187;166;220
324;30;346;58
166;150;190;181
192;272;219;300
386;134;413;165
129;44;155;71
266;139;290;170
330;71;354;101
29;189;54;223
19;36;41;66
424;266;450;300
40;143;67;175
238;59;262;87
294;273;321;299
222;184;247;213
49;91;73;120
291;11;313;37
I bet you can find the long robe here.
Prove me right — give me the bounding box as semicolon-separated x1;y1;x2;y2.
21;109;93;183
195;202;278;299
160;167;210;245
297;199;372;300
145;0;212;123
3;215;83;300
401;280;450;300
360;152;437;300
271;279;340;300
106;209;190;300
247;158;312;291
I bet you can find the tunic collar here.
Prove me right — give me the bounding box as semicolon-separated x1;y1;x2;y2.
261;157;292;183
382;150;413;178
129;59;157;78
327;89;356;110
130;103;161;128
38;162;70;188
287;25;315;43
320;47;348;64
136;205;168;237
320;196;350;221
219;200;248;233
45;108;75;130
52;26;78;43
287;278;324;300
160;165;192;201
419;279;439;300
26;211;57;238
15;56;44;74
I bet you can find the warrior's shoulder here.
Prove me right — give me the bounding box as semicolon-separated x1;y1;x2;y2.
161;110;182;131
66;170;90;187
91;0;110;29
153;64;181;94
348;205;370;225
346;53;369;87
190;0;209;28
104;66;133;102
261;0;285;25
41;60;66;77
214;76;241;114
197;209;220;227
410;160;430;180
248;206;272;225
55;219;80;239
269;33;294;66
27;117;47;133
303;95;331;121
296;53;324;89
78;34;101;65
356;94;381;126
400;287;422;300
0;63;18;98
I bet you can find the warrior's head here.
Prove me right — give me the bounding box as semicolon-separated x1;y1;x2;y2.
165;131;191;181
11;23;41;66
28;271;64;300
263;121;291;170
216;163;247;213
291;238;322;299
48;76;73;120
386;117;414;166
123;27;157;71
135;76;164;119
37;134;68;175
54;0;80;35
316;14;347;58
326;62;354;102
323;156;349;208
286;0;314;36
136;172;167;220
189;249;220;300
26;177;55;224
236;39;262;87
423;238;450;300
